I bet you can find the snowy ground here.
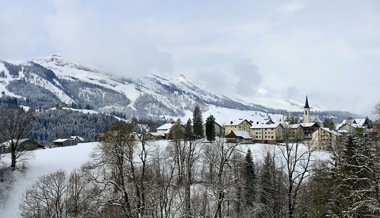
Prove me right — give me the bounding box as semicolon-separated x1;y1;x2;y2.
0;142;98;218
0;141;331;217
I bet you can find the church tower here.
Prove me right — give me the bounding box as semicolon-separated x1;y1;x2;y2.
304;96;310;123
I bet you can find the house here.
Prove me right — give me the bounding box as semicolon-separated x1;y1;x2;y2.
336;117;371;136
153;122;184;139
285;124;305;142
311;127;341;150
223;119;252;136
53;138;72;147
156;123;174;137
0;138;43;153
53;137;78;147
71;136;84;144
203;121;223;137
250;123;284;144
300;122;320;140
225;130;252;143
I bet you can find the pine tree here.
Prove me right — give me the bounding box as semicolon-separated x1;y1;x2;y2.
192;105;203;139
184;118;194;141
327;134;380;217
205;115;216;142
242;149;257;207
259;151;276;215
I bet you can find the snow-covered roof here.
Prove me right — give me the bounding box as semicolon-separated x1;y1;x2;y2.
157;123;173;130
338;118;368;129
338;129;349;134
149;132;163;137
287;123;302;129
320;127;341;136
300;122;318;128
353;118;367;126
250;123;282;129
54;138;70;143
250;117;274;125
224;119;251;126
337;122;365;130
232;130;252;139
71;136;84;141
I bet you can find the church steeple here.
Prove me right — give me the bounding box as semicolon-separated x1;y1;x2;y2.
303;96;310;123
304;96;310;109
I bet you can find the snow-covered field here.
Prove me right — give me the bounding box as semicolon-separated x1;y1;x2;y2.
0;141;331;217
0;142;98;218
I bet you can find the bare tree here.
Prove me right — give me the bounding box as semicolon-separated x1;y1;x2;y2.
374;102;380;120
204;138;239;218
19;168;102;218
278;126;312;218
149;143;181;218
90;121;155;218
0;105;33;170
93;121;136;217
183;139;201;218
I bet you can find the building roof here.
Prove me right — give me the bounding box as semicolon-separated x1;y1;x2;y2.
250;123;283;129
71;136;84;141
149;132;163;137
231;130;252;139
224;119;251;126
300;122;318;128
320;127;341;136
251;118;274;125
54;138;70;143
157;123;173;130
287;123;303;129
337;119;368;130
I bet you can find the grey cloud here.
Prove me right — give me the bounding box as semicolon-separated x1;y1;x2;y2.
195;70;230;94
231;59;262;96
283;86;302;100
45;0;173;79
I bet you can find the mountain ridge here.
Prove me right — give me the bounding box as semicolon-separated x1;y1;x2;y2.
0;55;355;122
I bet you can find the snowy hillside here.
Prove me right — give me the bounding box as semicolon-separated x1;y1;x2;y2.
0;55;333;122
0;143;97;217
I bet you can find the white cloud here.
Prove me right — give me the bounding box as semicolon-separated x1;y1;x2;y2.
0;0;379;115
277;2;305;13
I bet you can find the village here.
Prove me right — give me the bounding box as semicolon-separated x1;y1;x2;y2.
150;96;377;150
0;97;376;154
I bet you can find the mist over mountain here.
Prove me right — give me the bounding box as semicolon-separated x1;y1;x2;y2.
0;55;355;123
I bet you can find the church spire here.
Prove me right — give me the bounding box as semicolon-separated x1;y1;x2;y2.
303;96;311;123
304;96;310;109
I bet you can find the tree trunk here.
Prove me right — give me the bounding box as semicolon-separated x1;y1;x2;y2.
11;143;16;170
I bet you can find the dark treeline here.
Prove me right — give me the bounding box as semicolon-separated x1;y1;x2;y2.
29;108;170;145
30;108;118;144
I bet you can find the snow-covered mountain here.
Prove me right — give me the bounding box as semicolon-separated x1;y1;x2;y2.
0;55;342;123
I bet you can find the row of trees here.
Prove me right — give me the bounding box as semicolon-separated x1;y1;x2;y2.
19;118;318;218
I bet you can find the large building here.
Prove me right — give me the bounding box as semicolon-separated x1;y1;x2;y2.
223;119;252;136
250;123;284;144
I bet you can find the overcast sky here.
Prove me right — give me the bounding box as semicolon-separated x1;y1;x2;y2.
1;0;379;117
